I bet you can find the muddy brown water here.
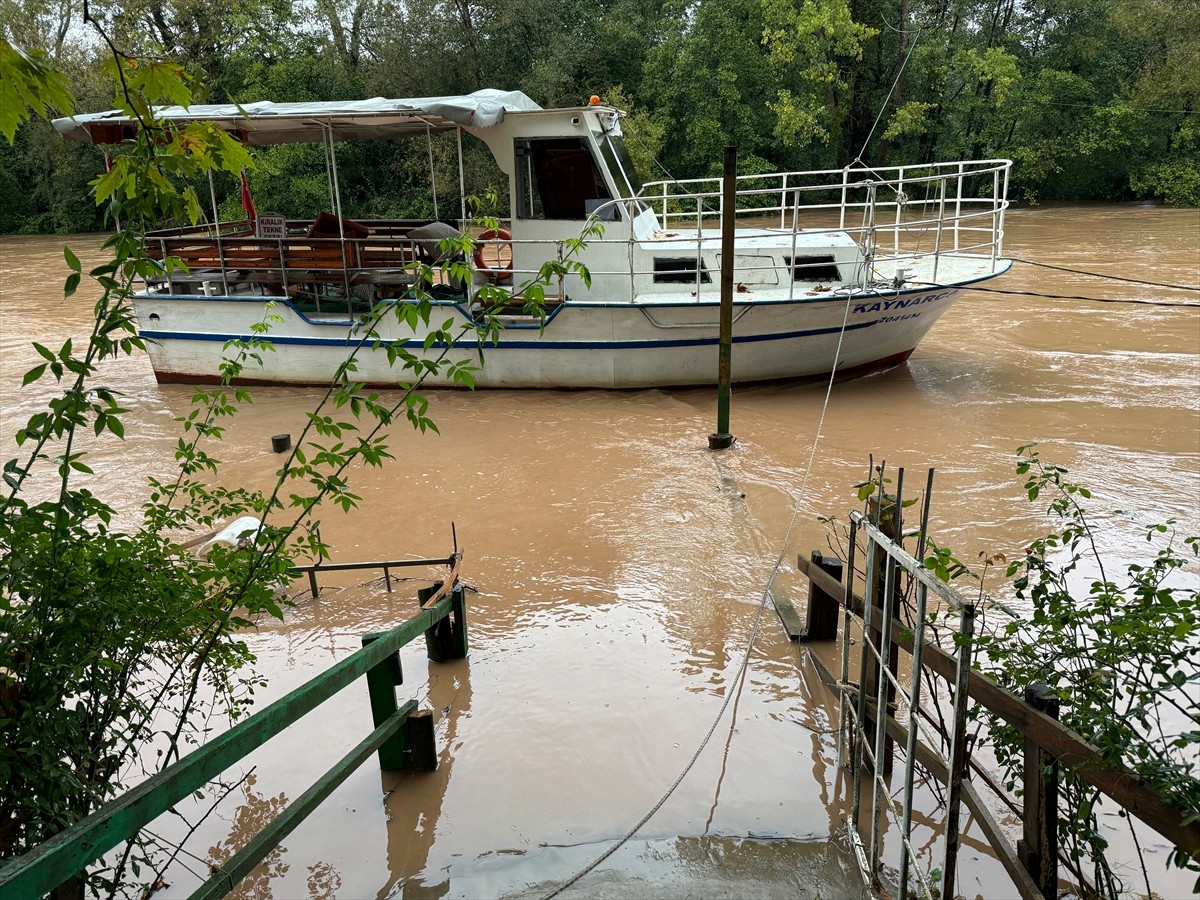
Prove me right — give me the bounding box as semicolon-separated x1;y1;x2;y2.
1;205;1197;899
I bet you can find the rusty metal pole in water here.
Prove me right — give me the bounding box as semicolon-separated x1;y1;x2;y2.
709;145;737;450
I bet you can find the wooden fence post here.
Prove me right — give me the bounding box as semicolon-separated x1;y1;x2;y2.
418;583;456;662
805;550;843;640
1018;683;1060;898
361;634;408;770
449;582;469;659
404;711;438;771
865;495;901;773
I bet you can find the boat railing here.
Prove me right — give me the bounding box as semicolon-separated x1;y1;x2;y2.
640;158;1011;259
140;159;1009;307
488;168;1008;302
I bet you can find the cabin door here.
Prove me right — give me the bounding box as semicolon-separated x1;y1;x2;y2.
514;137;613;221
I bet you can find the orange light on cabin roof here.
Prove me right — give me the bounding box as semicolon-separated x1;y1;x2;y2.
588;95;601;106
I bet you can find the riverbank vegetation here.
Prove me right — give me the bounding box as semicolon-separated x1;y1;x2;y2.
0;39;581;895
2;0;1198;234
830;449;1199;898
934;446;1199;897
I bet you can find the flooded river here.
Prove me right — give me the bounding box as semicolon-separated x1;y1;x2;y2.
2;205;1197;898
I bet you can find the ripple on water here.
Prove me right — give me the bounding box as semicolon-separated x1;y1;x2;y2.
2;209;1197;898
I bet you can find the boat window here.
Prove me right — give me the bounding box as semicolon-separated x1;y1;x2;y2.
597;135;644;199
653;257;712;284
786;255;842;282
515;138;613;220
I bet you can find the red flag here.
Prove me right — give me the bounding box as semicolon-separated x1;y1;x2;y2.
240;169;257;230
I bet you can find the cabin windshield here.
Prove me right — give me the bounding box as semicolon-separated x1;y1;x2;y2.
515;137;613;220
597;134;643;199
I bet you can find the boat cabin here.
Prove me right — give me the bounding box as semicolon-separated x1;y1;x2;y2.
53;90;1007;316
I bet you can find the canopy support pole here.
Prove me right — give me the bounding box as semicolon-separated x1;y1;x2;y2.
457;128;467;225
322;130;336;215
327;127;346;224
207;169;221;227
427;125;439;221
324;124;352;310
207;170;230;295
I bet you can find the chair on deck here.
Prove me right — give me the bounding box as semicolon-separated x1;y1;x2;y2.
407;221;467;293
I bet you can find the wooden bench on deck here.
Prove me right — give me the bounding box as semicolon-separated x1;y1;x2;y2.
145;218;435;298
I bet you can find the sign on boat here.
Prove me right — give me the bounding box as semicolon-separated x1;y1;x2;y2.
53;90;1012;389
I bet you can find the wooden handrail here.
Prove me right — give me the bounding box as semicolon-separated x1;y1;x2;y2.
797;554;1200;856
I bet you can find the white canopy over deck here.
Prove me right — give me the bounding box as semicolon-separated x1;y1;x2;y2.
51;89;542;145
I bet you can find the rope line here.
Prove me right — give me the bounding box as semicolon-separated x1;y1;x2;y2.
965;285;1200;308
536;224;1192;899
923;279;1200;308
538;292;861;900
854;26;923;165
1008;257;1200;292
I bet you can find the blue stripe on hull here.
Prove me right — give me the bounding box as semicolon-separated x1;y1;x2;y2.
140;319;877;351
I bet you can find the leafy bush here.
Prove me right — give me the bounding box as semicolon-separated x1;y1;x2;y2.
938;445;1199;897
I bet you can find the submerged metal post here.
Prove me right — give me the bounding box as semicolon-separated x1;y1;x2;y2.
942;602;976;900
869;525;899;871
836;518;859;770
898;469;937;900
852;523;879;823
709;145;736;451
865;488;900;774
897;576;929;900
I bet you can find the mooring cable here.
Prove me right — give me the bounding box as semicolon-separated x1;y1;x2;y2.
965;284;1200;308
1008;256;1200;293
537;291;860;900
913;277;1200;308
853;25;923;165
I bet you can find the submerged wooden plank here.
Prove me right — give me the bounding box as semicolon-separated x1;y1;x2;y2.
771;589;805;640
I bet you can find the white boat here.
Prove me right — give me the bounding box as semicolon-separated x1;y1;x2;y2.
53;90;1012;389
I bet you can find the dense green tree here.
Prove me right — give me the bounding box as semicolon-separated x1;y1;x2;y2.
2;0;1199;234
0;0;75;60
642;0;779;174
1111;0;1200;205
763;0;876;164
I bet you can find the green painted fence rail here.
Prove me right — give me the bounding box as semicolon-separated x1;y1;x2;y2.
0;581;467;899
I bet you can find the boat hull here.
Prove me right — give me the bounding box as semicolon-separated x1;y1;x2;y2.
134;280;977;389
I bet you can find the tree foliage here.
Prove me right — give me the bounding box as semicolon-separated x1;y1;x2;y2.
2;0;1198;229
0;47;279;895
0;30;592;896
926;445;1200;897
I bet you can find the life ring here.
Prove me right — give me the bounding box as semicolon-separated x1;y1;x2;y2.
473;228;514;282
